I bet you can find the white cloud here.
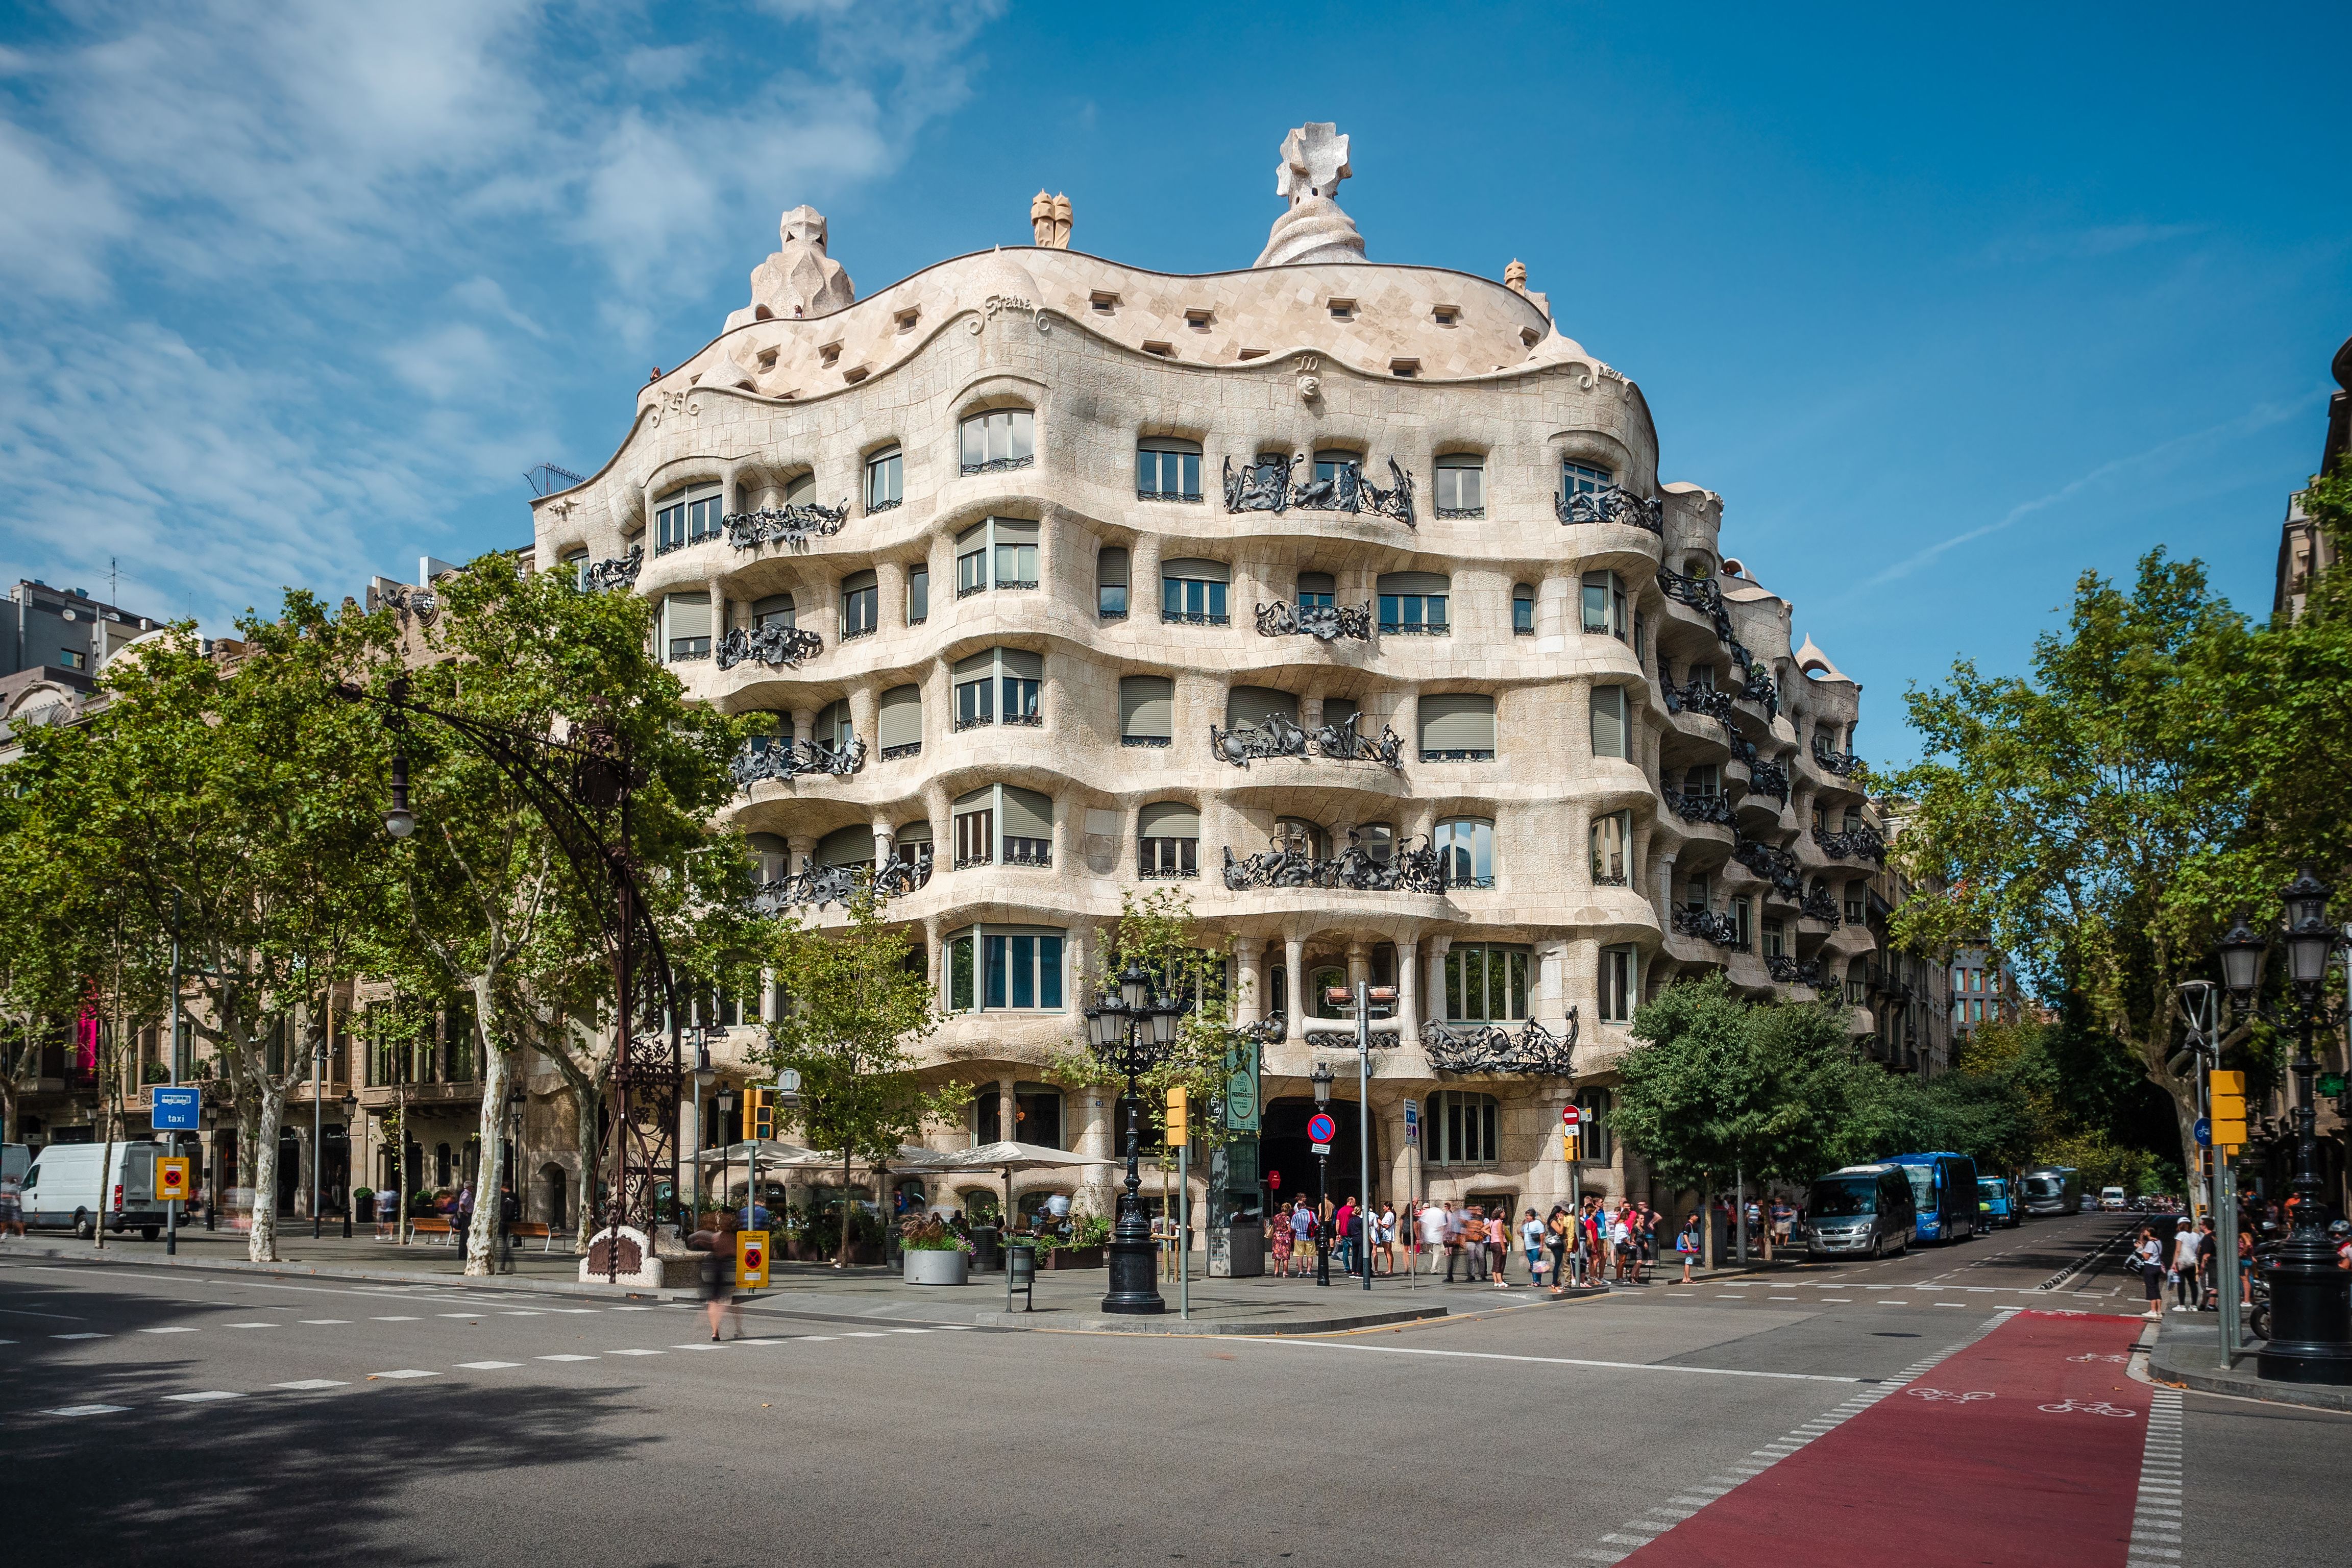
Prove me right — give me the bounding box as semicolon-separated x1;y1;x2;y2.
0;119;130;299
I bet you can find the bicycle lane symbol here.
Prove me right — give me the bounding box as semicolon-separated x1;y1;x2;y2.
2037;1398;2139;1417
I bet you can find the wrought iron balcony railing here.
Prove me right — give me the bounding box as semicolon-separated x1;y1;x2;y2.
730;736;865;791
1221;831;1450;894
1765;955;1826;988
1421;1013;1577;1075
1731;837;1804;898
1662;787;1736;827
1800;889;1842;923
1555;484;1663;533
1744;757;1791;803
1163;609;1231;627
1220;453;1416;526
1812;824;1886;864
1671;906;1747;949
723;500;851;550
748;852;928;915
1255;600;1373;642
960;454;1034;476
1210;716;1404;771
580;546;643;593
1662;678;1739;726
1811;740;1865;778
717;625;824;672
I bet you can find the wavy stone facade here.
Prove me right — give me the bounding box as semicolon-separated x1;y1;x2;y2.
531;137;1885;1227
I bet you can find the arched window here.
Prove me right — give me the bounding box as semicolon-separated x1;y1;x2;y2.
1512;583;1535;635
1120;675;1173;747
1426;1090;1500;1165
1377;572;1449;635
1575;1088;1614;1164
877;685;922;760
1418;693;1495;762
1434;818;1495;889
1273;816;1326;860
747;831;789;885
1434;454;1484;517
1136;437;1203;501
1096;546;1130;619
865;445;903;511
1445;946;1529;1022
1561;459;1612;499
894;819;933;871
1589;684;1628;760
1162;558;1230;625
654;482;724;555
1137;801;1199;879
839;569;878;640
1581;570;1627;639
959;408;1033;473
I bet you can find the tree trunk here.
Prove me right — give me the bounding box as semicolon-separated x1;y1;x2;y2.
837;1150;853;1268
250;1083;285;1262
465;1040;512;1277
1701;1178;1716;1272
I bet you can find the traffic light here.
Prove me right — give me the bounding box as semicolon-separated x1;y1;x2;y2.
747;1086;774;1140
1166;1085;1189;1147
2210;1071;2246;1149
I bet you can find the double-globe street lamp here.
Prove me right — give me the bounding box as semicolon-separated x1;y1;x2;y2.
2217;866;2352;1385
1310;1061;1334;1287
1085;961;1192;1315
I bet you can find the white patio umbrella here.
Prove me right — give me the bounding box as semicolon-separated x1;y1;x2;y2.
930;1141;1121;1229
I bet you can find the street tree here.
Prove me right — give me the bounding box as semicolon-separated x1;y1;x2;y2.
760;885;958;1266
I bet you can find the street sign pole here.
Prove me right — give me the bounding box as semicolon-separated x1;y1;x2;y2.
2217;1145;2239;1363
1357;979;1371;1292
166;907;180;1257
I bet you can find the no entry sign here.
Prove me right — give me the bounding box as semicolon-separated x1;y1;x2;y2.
1306;1112;1336;1144
1561;1105;1582;1128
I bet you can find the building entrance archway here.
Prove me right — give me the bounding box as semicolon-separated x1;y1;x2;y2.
1261;1095;1379;1213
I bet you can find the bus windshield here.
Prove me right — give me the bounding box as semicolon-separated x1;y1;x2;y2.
1809;1177;1880;1217
1902;1164;1934;1213
2022;1175;2059;1197
1978;1178;2006;1200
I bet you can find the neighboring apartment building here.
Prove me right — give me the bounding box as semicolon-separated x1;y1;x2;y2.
2273;332;2349;622
1860;801;1956;1077
521;124;1893;1240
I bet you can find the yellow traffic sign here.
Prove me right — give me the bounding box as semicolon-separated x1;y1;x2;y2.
736;1230;770;1288
1166;1085;1188;1147
156;1157;190;1203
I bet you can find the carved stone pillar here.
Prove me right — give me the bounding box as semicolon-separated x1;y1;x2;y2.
1233;938;1264;1025
1283;936;1306;1025
1426;935;1452;1027
1345;941;1369;995
1397;937;1420;1041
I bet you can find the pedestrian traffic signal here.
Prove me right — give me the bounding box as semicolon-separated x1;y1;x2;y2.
1166;1085;1188;1147
747;1087;773;1140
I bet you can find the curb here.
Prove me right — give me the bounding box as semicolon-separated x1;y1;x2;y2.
0;1242;688;1301
997;1304;1450;1336
2146;1324;2352;1414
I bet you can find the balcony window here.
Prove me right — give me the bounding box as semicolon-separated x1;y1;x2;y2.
1600;945;1638;1023
877;684;923;760
660;592;712;662
951;783;1054;870
1512;583;1535;635
1425;1090;1500;1166
1763;918;1785;959
959;408;1034;473
1684;874;1711;915
1445;945;1529;1023
818;699;854;754
906;564;929;624
1314;448;1362;491
1356;821;1395;864
953;799;993;866
947;923;1066;1012
1321;695;1361;736
1136;438;1203;501
894;819;933;870
1434;454;1485;517
1097;546;1130;619
816;822;873;871
1162;558;1231;625
865;446;903;511
1562;459;1612;499
1575;1088;1614;1164
1582;571;1627;640
1590;810;1631;885
952;648;1043;729
956;517;1040;595
747;830;789;887
1417;692;1495;762
1733;895;1753;949
1272;816;1327;861
654;482;724;555
1589;684;1628;760
1120;674;1174;747
1686;763;1721;799
953;658;995;728
1137;801;1200;879
1844;884;1866;925
1378;572;1449;635
840;569;878;640
1434;817;1496;889
751;593;796;632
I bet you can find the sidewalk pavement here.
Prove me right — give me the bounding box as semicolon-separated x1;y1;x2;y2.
0;1231;1730;1335
2147;1313;2352;1413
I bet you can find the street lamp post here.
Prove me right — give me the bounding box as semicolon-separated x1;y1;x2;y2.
1311;1061;1333;1287
311;1034;326;1240
717;1086;737;1231
340;1091;358;1239
504;1083;525;1273
2216;867;2352;1386
1326;983;1396;1290
1086;960;1190;1314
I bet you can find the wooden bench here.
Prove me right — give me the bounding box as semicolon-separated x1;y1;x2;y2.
409;1217;453;1236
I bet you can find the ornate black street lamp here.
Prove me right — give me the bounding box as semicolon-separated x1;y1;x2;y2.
1086;960;1190;1314
340;1090;359;1239
2217;867;2352;1385
1310;1061;1334;1287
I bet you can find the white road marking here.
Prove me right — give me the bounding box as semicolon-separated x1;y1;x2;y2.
298;1319;352;1325
44;1404;130;1416
52;1332;108;1339
224;1322;277;1329
608;1349;665;1356
1228;1338;1868;1383
370;1315;421;1321
371;1369;438;1379
273;1379;349;1389
673;1343;728;1351
456;1361;522;1369
536;1354;597;1361
437;1313;481;1319
163;1390;242;1403
140;1326;199;1334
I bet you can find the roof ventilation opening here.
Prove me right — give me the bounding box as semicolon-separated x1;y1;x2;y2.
1388;358;1420;379
843;365;870;384
1327;298;1356;320
756;348;778;371
1142;341;1174;358
1520;327;1540;347
1237;347;1268;361
818;342;843;368
894;307;921;332
1431;305;1459;326
1090;291;1119;314
1184;308;1213;331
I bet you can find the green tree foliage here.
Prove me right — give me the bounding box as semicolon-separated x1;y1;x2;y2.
760;886;959;1266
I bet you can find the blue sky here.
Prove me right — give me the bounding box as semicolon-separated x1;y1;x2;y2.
3;2;2346;764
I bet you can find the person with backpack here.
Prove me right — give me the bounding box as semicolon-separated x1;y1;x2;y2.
1677;1212;1702;1284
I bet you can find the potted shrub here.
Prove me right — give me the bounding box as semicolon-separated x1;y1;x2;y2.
899;1214;971;1285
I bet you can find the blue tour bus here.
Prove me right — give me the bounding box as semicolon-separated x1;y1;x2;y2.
1888;1152;1980;1243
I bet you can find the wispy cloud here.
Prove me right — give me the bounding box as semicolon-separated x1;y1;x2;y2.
1975;221;2208;266
1852;399;2310;593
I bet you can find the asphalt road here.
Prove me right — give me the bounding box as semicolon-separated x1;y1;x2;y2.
4;1212;2341;1567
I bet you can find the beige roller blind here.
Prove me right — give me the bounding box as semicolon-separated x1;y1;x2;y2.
878;684;922;748
1227;685;1298;729
1120;675;1173;738
1000;786;1054;840
1097;546;1130;587
953;649;994;677
1419;693;1496;751
954;785;993;812
1298;571;1336;596
896;819;933;845
818;824;874;866
841;568;877;593
1001;647;1043;679
1162;557;1230;582
992;516;1040;543
1322;697;1361;731
1138;801;1200;838
1377;571;1449;596
1590;684;1628;758
665;592;711;639
747;831;789;857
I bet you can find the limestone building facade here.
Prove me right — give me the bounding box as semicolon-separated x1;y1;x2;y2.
529;125;1889;1232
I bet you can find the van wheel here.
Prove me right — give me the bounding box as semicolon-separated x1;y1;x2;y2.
141;1228;159;1242
74;1211;93;1239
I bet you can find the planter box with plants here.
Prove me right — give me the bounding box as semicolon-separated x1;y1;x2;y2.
899;1215;973;1285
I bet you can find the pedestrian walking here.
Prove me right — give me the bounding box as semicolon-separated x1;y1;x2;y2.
375;1185;397;1240
2134;1226;2165;1319
2169;1218;2202;1312
1677;1212;1701;1284
0;1168;22;1239
1377;1202;1397;1276
1521;1208;1545;1285
690;1209;744;1340
454;1183;475;1249
1442;1200;1466;1281
1290;1198;1314;1278
1335;1196;1358;1277
1418;1199;1449;1279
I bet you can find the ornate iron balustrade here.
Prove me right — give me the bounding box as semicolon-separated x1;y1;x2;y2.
749;852;930;915
1378;618;1450;636
1662;787;1736;827
1120;735;1172;748
840;624;875;644
1731;837;1803;897
730;735;866;790
716;625;824;671
1662;677;1739;726
960;454;1033;476
580;546;643;593
1303;1026;1403;1050
1221;831;1448;894
1811;740;1865;777
1592;873;1629;887
1421;1013;1577;1076
1738;660;1779;719
1136;487;1203;503
1657;567;1779;720
1434;506;1484;520
1417;747;1492;763
1210;713;1308;767
1003;711;1043;728
1002;844;1051;868
1220;453;1415;525
1237;1012;1287;1044
865;496;902;516
1555;484;1663;533
1672;906;1746;948
723;501;850;551
1162;609;1231;627
1315;722;1405;769
1744;757;1791;803
1800;889;1842;923
1765;955;1825;987
879;742;921;762
1812;824;1886;864
1255;599;1373;642
951;714;992;733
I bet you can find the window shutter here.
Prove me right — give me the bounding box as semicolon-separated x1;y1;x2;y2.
1376;571;1449;596
878;685;922;748
1138;801;1199;838
1120;675;1174;738
1097;546;1130;587
840;568;877;594
953;649;995;677
1321;697;1361;731
751;593;795;624
1226;685;1298;729
1297;571;1336;596
1000;647;1043;679
665;593;711;639
1000;786;1055;840
747;832;789;857
817;825;873;867
953;786;993;812
1418;693;1495;751
1161;557;1230;583
992;516;1040;544
896;819;933;846
1590;685;1628;758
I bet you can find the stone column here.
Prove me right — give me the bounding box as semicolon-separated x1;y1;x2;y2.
1233;938;1264;1025
997;1077;1017;1152
1427;936;1452;1026
1346;941;1369;995
872;819;893;873
1283;936;1306;1025
1397;938;1420;1042
708;576;727;640
1076;1089;1115;1215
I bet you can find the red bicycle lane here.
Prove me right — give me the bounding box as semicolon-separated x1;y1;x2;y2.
1621;1310;2151;1568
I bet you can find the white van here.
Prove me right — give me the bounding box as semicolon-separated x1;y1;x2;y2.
19;1142;170;1239
2099;1185;2127;1211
